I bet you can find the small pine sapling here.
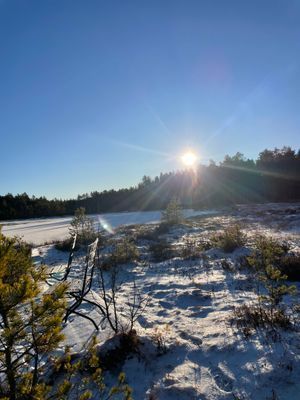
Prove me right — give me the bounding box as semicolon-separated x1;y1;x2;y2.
247;235;296;326
161;198;183;226
69;207;97;245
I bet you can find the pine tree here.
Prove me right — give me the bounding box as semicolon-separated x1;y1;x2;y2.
0;229;132;399
161;197;183;225
0;228;67;400
69;207;96;245
248;235;296;324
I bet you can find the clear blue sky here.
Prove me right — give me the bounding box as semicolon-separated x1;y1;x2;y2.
1;0;299;199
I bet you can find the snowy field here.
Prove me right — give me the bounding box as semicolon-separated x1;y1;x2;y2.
30;203;300;399
1;209;216;245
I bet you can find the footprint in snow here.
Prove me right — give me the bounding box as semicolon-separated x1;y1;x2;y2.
152;290;169;299
137;315;153;328
159;300;173;309
157;309;169;317
179;331;203;346
209;365;233;393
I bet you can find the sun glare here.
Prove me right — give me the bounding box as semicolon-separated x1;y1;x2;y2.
181;151;197;167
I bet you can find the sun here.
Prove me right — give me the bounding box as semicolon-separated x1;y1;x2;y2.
181;151;197;167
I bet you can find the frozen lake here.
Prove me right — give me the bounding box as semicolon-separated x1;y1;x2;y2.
1;209;216;245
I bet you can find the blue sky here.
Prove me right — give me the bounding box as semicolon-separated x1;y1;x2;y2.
1;0;300;199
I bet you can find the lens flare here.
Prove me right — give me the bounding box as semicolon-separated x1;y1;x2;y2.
98;216;114;234
181;151;197;167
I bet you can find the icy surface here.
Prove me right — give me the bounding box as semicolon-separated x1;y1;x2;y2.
1;209;217;245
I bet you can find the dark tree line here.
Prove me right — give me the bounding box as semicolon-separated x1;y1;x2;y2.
1;146;300;221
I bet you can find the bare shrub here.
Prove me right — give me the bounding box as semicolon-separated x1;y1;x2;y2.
98;264;148;335
124;280;149;332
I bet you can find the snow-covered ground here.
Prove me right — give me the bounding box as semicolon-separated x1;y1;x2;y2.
32;203;300;399
1;209;216;245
